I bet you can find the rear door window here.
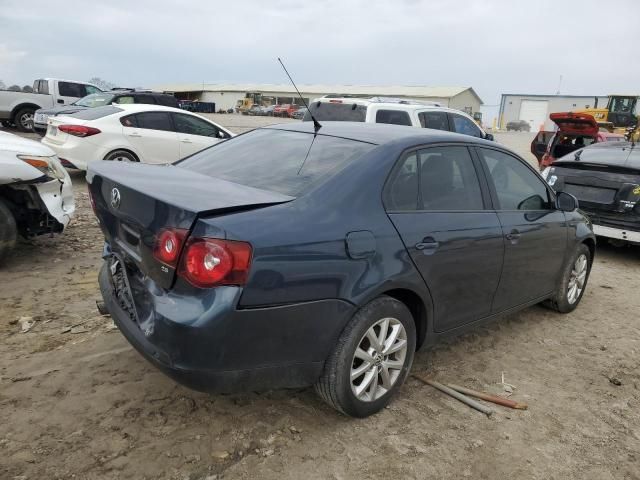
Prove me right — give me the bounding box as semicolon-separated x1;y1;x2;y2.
375;109;412;126
120;114;138;127
418;111;449;131
135;112;174;132
173;113;223;137
450;113;483;137
385;146;484;211
134;95;157;104
58;82;86;98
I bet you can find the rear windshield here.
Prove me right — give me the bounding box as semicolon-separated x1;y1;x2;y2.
70;106;123;120
74;93;116;107
304;102;367;122
178;129;374;196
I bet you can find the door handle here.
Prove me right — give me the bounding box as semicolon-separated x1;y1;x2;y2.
180;138;192;143
57;99;64;104
416;237;439;251
128;132;142;137
505;229;521;243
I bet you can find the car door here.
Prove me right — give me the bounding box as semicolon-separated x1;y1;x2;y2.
448;113;483;138
475;147;568;311
172;113;229;158
121;111;179;163
385;145;504;332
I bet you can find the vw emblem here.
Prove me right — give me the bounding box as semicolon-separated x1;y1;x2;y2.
110;187;121;209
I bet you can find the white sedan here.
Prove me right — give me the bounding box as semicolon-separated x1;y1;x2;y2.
41;104;234;170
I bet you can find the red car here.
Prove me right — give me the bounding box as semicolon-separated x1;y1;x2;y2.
273;104;290;117
286;104;301;118
531;112;624;169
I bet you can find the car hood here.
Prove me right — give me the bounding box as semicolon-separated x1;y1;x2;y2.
550;112;599;136
36;105;90;116
0;131;56;156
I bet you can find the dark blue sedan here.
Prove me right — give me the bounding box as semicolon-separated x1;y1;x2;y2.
88;122;595;417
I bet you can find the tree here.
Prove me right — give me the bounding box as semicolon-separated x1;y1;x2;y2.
0;80;5;90
22;85;33;93
8;85;21;92
88;77;116;91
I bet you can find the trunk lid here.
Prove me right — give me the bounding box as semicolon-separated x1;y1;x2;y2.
550;112;599;136
87;161;294;288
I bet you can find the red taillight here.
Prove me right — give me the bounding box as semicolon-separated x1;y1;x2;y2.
179;238;252;289
58;124;101;137
153;228;188;267
329;99;343;103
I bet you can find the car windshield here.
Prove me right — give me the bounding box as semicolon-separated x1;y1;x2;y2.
305;102;367;122
178;129;375;196
74;93;116;107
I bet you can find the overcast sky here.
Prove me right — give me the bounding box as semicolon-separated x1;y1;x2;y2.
1;0;638;119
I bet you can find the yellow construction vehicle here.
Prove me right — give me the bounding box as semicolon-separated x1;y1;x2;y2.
575;94;638;133
236;92;263;113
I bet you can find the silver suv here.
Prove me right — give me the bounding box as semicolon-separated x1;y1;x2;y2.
304;96;493;141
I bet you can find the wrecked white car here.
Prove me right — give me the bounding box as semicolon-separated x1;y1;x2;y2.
0;131;75;262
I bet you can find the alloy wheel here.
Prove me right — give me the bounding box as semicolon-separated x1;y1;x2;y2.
20;112;34;130
567;253;588;304
350;317;408;402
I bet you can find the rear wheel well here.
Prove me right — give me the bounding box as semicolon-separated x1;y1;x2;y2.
383;288;428;349
582;238;595;262
104;148;139;162
10;103;40;121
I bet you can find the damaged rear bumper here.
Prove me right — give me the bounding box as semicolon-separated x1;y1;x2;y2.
98;260;354;393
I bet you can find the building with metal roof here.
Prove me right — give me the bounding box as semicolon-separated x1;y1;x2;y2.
155;83;483;114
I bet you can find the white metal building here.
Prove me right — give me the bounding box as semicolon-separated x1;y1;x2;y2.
498;94;609;131
156;83;483;114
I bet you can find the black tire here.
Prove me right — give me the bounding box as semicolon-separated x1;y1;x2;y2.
104;149;139;162
0;199;18;264
315;295;416;417
14;107;35;132
545;243;591;313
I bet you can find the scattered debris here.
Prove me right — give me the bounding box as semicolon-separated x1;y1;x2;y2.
413;374;494;416
288;425;302;434
600;285;614;289
446;383;528;410
211;450;230;461
499;372;516;396
472;440;484;448
609;377;622;386
18;316;35;333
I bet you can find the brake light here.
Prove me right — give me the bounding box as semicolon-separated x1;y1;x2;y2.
179;238;252;288
153;228;188;267
58;125;101;137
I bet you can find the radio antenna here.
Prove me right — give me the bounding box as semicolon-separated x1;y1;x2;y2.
277;57;321;133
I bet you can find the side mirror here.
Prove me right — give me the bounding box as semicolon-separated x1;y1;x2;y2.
556;192;579;212
484;133;494;141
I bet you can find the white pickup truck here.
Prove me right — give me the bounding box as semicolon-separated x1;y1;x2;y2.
0;78;101;132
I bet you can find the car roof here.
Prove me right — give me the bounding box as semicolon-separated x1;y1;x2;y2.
265;121;497;148
555;142;640;169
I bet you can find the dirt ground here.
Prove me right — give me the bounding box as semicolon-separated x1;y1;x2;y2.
1;118;639;480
